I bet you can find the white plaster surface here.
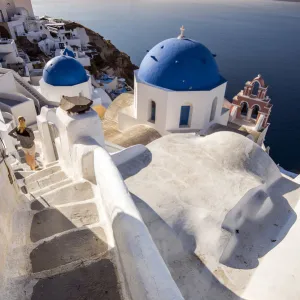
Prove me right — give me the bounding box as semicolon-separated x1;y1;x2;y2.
0;92;36;125
14;0;34;16
133;71;228;135
122;132;300;299
0;154;20;291
0;39;21;66
0;71;18;94
0;67;54;109
94;146;184;300
36;107;57;164
0;110;19;157
111;144;147;167
39;77;92;104
37;107;183;299
40;106;105;178
92;88;112;108
75;27;90;47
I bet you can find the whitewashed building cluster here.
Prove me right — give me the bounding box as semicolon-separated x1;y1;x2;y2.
0;0;35;39
1;2;300;299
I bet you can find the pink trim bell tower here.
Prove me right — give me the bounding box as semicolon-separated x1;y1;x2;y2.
230;74;272;132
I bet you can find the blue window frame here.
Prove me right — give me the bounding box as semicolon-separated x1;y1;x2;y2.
150;101;156;122
180;106;191;126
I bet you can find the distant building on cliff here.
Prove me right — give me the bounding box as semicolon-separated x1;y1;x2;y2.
0;38;24;69
0;0;34;39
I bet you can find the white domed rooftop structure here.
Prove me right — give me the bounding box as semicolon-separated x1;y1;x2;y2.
138;27;225;91
131;27;230;135
43;55;89;87
40;54;92;104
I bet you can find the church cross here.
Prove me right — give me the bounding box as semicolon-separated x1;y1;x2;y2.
178;26;185;39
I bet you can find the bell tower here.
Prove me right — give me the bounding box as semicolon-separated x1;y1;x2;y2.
230;74;272;132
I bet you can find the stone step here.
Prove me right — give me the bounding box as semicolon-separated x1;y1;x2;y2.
30;227;108;273
29;178;73;199
30;256;122;300
5;254;122;300
26;171;67;193
45;160;59;168
30;202;99;242
30;181;94;208
25;165;61;185
11;161;31;172
14;170;35;179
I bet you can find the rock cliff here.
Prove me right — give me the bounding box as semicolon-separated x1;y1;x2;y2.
63;21;138;87
15;36;48;62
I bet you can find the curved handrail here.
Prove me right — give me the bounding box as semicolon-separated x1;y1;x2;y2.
94;147;184;300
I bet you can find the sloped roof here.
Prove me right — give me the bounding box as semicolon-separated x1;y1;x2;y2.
102;93;161;147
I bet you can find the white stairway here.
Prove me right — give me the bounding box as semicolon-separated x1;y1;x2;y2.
3;139;123;299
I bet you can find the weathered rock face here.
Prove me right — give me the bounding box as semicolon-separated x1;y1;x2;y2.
15;36;48;62
64;21;138;87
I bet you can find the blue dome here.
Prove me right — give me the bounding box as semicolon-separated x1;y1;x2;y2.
138;38;225;91
63;48;76;58
43;55;89;86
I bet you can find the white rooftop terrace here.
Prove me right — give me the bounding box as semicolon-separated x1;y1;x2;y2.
120;131;300;300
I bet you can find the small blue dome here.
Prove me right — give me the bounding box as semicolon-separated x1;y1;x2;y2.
63;48;76;58
138;38;225;91
43;55;89;86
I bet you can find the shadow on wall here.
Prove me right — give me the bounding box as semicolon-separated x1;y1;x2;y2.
116;148;152;181
221;177;299;270
130;193;244;300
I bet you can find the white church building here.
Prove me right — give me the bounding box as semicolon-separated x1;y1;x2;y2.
39;51;111;108
118;27;230;135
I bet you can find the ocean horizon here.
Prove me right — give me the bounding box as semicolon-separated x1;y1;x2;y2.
32;0;300;171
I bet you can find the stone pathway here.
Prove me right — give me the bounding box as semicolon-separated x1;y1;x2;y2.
3;131;123;300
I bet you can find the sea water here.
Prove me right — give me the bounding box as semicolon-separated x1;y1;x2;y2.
32;0;300;171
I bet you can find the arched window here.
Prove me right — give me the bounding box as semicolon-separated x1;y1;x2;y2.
240;102;248;117
149;100;156;123
179;105;191;127
210;97;218;122
251;105;260;119
251;81;260;96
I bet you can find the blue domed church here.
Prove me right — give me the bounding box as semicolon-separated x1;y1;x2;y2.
39;52;93;103
127;27;230;135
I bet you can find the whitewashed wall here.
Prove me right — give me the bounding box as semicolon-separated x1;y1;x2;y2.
7;18;26;39
38;106;105;177
14;0;34;16
135;77;168;135
134;71;228;135
39;77;92;103
0;72;17;93
0;152;20;279
37;105;184;299
0;98;36;126
0;1;9;21
75;28;90;47
94;146;184;300
76;56;91;67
